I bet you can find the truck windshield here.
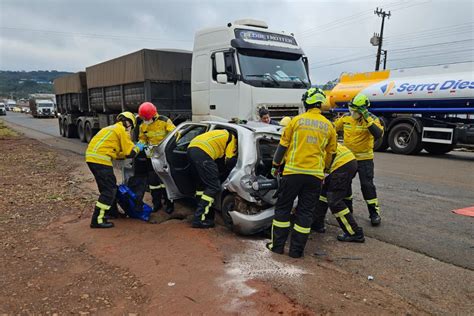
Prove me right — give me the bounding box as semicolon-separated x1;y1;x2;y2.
38;103;53;107
238;49;310;89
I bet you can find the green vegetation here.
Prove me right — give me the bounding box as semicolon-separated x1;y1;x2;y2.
0;70;72;99
0;120;19;137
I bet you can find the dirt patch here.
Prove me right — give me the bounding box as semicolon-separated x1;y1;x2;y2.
0;132;312;315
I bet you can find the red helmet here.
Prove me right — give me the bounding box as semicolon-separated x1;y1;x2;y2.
138;102;157;121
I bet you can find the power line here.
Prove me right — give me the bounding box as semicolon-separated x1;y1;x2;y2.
387;39;474;52
385;22;474;40
310;53;375;69
299;1;429;40
388;48;474;62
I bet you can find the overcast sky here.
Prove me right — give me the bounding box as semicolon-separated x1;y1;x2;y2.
0;0;473;84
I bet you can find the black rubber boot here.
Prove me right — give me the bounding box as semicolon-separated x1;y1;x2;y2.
192;200;214;229
311;222;326;233
370;214;381;226
337;227;365;242
150;189;162;212
90;208;114;228
164;199;174;214
267;226;289;254
368;204;381;226
163;189;174;214
289;231;310;258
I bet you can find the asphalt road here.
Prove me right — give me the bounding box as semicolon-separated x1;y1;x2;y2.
2;112;473;269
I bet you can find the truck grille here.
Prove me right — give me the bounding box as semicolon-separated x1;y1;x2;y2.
267;106;300;121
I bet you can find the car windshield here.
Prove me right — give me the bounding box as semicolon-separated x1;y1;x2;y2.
238;49;310;89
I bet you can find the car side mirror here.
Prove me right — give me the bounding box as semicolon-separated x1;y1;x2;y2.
217;74;228;84
215;52;226;74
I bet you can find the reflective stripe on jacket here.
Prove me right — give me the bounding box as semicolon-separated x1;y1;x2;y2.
329;143;356;173
85;122;137;166
334;114;384;160
188;129;237;161
280;108;337;179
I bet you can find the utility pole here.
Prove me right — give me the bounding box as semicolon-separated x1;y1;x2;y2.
374;7;391;71
382;50;388;70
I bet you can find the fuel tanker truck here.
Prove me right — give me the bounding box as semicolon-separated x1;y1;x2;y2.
326;62;474;154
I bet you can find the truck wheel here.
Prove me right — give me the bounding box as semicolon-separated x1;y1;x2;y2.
77;120;86;142
59;118;64;137
423;143;454;155
221;194;235;231
62;120;69;137
388;123;422;155
84;122;93;143
65;123;76;138
374;133;389;152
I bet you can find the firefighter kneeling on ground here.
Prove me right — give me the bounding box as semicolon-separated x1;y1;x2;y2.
137;102;176;214
312;142;365;242
334;94;384;226
267;88;337;258
85;112;145;228
187;129;237;229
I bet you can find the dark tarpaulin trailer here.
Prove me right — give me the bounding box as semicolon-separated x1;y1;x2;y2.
53;72;88;114
85;49;192;121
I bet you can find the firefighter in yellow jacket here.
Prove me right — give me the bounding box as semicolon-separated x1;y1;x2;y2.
312;143;365;242
334;94;384;225
187;129;237;228
268;88;337;258
137;102;176;213
85;112;144;228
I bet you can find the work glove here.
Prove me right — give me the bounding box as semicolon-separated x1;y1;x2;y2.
358;107;370;120
271;163;282;178
135;142;146;152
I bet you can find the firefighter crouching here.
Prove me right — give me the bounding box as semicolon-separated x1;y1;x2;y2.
85;112;145;228
267;88;337;258
137;102;176;214
187;129;237;229
334;94;384;226
312;143;365;242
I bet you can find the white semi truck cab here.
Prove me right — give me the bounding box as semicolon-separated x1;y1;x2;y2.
191;19;310;122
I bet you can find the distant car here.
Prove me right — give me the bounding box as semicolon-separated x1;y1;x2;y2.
124;121;283;235
0;103;6;115
21;107;30;113
12;107;22;113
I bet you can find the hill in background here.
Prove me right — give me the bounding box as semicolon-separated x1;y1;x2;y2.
0;70;73;99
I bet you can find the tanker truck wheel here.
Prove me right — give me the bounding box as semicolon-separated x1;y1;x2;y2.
388;123;423;155
423;143;454;155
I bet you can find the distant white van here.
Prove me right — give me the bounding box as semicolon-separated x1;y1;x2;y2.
0;102;6;115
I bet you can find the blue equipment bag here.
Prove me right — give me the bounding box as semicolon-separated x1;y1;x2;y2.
116;184;152;222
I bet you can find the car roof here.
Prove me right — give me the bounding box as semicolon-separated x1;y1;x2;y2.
201;120;282;134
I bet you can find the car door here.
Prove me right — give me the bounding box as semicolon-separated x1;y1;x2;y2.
152;122;210;200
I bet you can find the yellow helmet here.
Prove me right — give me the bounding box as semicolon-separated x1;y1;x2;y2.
350;93;370;108
301;87;326;108
279;116;291;127
117;111;137;129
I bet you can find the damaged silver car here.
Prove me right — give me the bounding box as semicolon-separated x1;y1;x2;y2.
149;121;282;235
